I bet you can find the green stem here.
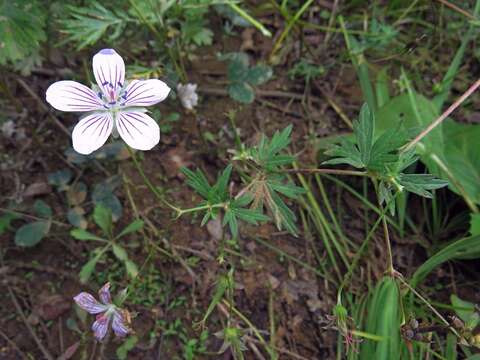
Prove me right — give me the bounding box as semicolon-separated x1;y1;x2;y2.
177;203;226;217
126;146;180;213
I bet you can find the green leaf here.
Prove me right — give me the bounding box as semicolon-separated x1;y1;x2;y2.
92;177;123;221
0;1;46;65
117;220;144;238
245;65;273;85
355;103;374;166
79;248;106;284
70;229;105;242
125;260;139;278
210;165;232;203
451;294;480;329
441;120;480;204
360;277;401;359
228;82;255;104
223;209;239;237
33;200;52;218
48;169;72;191
15;221;50;247
60;2;128;49
227;53;249;82
469;213;480;236
411;235;480;287
112;244;128;261
116;336;139;360
0;211;18;235
93;205;112;236
67;207;88;229
181;167;211;199
398;174;448;198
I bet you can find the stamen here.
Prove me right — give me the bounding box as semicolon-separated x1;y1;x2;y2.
118;82;123;88
109;101;117;105
98;92;103;99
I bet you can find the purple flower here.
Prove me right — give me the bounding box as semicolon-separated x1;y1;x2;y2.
73;283;131;340
46;49;171;155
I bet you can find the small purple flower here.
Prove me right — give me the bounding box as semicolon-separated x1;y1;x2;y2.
46;49;171;155
73;283;131;340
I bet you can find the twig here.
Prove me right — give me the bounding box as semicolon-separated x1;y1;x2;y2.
402;77;480;152
16;78;70;136
7;286;54;360
282;168;367;176
435;0;477;20
0;327;29;360
199;86;321;103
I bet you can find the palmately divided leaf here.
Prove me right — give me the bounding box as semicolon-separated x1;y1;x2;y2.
181;167;212;199
398;174;449;198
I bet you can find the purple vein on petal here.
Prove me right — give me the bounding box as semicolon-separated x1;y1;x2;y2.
80;114;104;134
121;116;143;135
122;112;149;126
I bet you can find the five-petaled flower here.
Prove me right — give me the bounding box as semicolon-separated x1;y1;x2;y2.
73;282;131;341
46;49;171;155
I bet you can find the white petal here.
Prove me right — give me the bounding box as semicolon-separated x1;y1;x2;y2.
46;81;104;112
72;112;113;155
92;49;125;102
116;111;160;151
121;79;170;107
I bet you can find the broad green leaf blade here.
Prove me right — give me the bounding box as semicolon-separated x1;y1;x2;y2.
70;229;106;242
15;221;50;247
112;244;128;261
117;219;144;238
228;82;255;104
245;64;273;85
93;205;112;236
125;260;138;278
469;213;480;236
34;200;52;218
79;248;107;284
451;294;480;329
411;235;480;287
360;277;401;359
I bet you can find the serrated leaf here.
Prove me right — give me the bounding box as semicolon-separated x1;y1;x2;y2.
60;2;128;49
227;54;250;81
398;174;448;198
33;200;52;218
245;64;273;85
15;220;50;247
0;1;46;65
70;229;105;242
355;103;375;165
112;244;128;261
93;205;112;236
228;82;255;104
117;220;144;238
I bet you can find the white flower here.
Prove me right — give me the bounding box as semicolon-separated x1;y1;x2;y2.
176;83;198;110
46;49;171;155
